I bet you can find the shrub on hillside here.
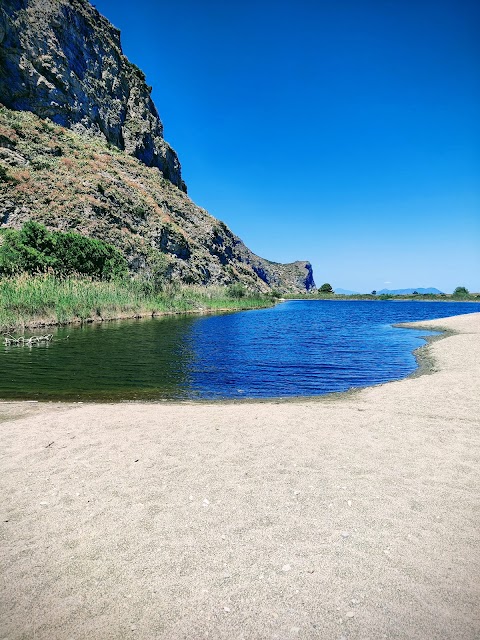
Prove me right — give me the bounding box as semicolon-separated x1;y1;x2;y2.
319;283;333;293
227;283;247;299
0;221;128;279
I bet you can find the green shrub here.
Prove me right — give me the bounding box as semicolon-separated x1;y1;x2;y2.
227;283;247;299
0;165;18;183
319;283;333;293
453;286;469;297
0;221;127;279
269;288;283;299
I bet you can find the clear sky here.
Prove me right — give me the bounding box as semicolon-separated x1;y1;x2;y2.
93;0;479;293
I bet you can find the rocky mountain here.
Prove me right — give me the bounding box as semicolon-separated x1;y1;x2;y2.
0;106;314;292
0;0;315;292
0;0;186;192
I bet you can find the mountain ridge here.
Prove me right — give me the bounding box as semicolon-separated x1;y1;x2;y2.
0;0;315;292
0;0;187;191
377;287;443;295
0;106;314;292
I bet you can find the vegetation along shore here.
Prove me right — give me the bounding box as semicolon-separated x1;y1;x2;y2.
283;289;479;302
0;222;475;333
0;222;275;332
0;275;276;333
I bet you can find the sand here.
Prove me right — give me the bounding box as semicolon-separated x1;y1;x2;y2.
1;312;479;639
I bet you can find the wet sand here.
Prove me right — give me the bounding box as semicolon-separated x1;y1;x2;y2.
1;312;479;639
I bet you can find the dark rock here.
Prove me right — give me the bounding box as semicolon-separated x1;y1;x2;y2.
0;147;27;166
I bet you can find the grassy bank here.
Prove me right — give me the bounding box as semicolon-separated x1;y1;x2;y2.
0;274;274;332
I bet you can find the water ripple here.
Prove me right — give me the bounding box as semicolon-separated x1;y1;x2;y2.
1;300;479;401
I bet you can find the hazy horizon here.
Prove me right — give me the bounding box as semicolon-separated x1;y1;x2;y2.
93;0;479;293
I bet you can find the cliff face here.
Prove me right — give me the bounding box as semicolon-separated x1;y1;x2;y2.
0;0;315;293
0;0;186;191
0;107;314;292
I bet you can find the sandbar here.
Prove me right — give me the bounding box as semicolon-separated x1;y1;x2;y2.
1;312;479;639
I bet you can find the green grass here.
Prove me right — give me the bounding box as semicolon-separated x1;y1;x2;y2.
0;274;274;331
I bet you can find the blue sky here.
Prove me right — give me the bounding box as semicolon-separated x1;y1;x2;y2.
94;0;479;293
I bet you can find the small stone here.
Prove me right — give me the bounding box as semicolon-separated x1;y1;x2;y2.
203;498;209;506
130;624;137;631
341;531;350;538
347;500;352;507
346;612;355;619
39;501;48;506
223;606;231;613
189;495;193;501
282;564;291;572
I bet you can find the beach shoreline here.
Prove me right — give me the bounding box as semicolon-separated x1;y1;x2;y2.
1;312;479;639
0;312;464;407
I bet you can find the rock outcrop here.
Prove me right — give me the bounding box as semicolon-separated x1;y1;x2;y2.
0;107;314;292
0;0;186;191
0;0;315;292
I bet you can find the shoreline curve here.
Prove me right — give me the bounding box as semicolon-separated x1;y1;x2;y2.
1;312;479;639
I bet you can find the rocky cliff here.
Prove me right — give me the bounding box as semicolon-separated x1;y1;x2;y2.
0;0;186;191
0;0;315;293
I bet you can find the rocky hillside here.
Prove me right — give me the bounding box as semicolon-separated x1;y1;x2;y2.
0;0;315;292
0;0;185;191
0;107;314;291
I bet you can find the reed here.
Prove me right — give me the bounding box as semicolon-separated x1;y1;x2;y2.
0;274;273;331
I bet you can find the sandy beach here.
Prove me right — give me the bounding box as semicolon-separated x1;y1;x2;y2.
1;312;479;639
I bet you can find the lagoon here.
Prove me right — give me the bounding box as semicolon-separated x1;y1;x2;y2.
1;300;480;402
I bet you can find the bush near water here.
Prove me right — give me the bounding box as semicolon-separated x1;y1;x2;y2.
0;221;127;279
0;223;277;331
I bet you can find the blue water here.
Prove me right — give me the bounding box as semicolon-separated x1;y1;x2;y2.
0;300;479;401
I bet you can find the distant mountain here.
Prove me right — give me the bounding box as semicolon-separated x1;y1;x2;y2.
335;288;360;295
377;287;444;295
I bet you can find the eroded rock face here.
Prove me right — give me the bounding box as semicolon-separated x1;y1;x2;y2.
0;0;186;191
0;0;316;293
0;107;315;292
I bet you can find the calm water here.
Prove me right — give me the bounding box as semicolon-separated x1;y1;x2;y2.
1;301;479;401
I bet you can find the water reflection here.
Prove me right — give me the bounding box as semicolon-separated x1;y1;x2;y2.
0;315;198;401
1;301;479;401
